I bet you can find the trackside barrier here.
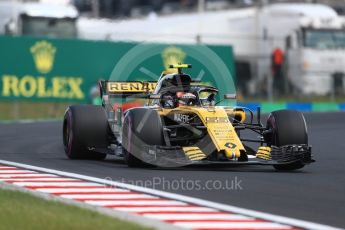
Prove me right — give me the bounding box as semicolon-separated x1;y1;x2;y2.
237;102;345;113
0;35;235;103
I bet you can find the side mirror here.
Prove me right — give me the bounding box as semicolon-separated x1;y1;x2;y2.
224;94;236;99
149;94;161;100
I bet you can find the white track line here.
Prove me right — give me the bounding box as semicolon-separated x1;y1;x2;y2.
85;200;187;206
0;167;19;169
60;194;156;199
142;213;254;220
0;174;58;178
35;188;129;193
0;170;35;174
12;182;103;187
0;178;79;182
174;222;293;229
114;206;218;212
0;160;342;230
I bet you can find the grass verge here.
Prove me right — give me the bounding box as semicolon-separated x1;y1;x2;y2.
0;188;151;230
0;101;71;120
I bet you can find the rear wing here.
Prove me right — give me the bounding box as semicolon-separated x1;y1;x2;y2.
99;80;157;98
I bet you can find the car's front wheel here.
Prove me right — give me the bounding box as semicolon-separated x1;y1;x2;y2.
122;108;164;167
265;110;308;171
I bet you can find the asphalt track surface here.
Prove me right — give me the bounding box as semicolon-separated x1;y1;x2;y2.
0;112;344;229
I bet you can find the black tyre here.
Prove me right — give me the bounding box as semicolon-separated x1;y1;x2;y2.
122;108;164;167
63;105;109;160
265;110;308;171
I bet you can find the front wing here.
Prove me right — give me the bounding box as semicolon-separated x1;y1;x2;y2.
135;144;314;167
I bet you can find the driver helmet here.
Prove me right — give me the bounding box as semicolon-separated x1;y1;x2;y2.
162;94;175;108
176;92;196;106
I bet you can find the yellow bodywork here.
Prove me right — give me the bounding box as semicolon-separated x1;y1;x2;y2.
256;146;272;160
182;146;207;161
158;106;246;159
224;108;246;123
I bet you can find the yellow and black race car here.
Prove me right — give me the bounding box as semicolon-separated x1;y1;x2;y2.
63;64;314;170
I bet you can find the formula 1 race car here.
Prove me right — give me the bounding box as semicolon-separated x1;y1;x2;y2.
63;64;314;170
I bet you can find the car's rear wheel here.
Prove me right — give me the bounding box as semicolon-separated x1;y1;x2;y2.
63;105;109;160
265;110;308;171
122;108;164;167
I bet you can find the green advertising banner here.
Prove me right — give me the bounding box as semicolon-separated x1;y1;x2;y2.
0;36;235;103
